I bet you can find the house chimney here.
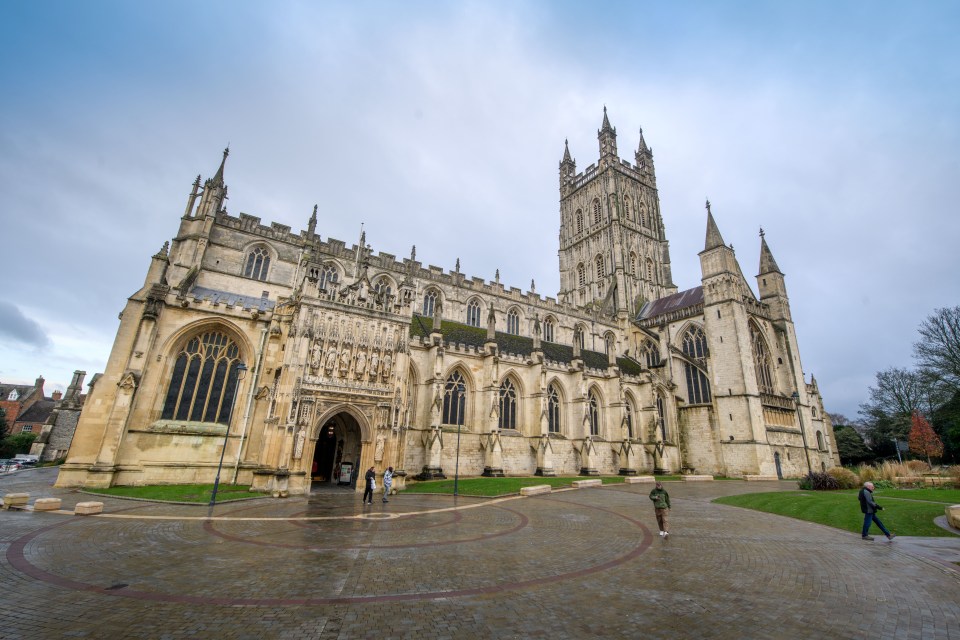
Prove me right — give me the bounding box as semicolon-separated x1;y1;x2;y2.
52;391;63;402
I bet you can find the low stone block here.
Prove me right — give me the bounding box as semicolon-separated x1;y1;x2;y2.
572;479;603;488
947;505;960;530
744;475;780;481
520;485;551;496
73;501;104;516
2;493;29;510
624;476;656;484
33;498;62;511
682;475;714;481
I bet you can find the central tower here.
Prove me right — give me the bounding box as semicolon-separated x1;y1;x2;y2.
557;109;676;318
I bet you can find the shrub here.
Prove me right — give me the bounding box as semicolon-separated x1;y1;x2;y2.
798;472;841;491
947;466;960;482
857;465;877;482
906;459;931;473
828;467;859;489
872;479;895;490
877;461;906;482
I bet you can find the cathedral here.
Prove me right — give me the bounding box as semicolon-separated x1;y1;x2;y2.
57;109;839;495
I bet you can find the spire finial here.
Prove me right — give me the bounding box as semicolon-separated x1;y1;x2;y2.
411;245;416;261
759;226;765;238
706;198;711;215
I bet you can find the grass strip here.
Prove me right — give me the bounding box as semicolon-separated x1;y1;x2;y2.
714;489;959;538
85;483;254;503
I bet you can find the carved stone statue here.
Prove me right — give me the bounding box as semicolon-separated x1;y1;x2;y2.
355;350;367;377
339;348;351;374
311;341;323;371
369;351;380;379
293;427;306;460
382;353;393;378
374;434;385;462
324;345;338;373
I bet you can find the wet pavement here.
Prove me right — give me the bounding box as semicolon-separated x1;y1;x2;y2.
2;467;959;639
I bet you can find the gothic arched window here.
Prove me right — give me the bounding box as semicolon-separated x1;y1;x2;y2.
639;203;647;227
604;332;616;356
466;299;482;327
588;391;601;436
656;393;667;440
595;255;605;279
577;263;586;287
575;209;583;235
318;264;339;291
442;371;467;426
640;340;660;368
593;198;602;225
575;325;586;350
243;246;270;281
543;317;555;343
629;252;638;276
422;289;439;317
547;383;561;433
507;308;520;335
623;195;630;220
646;258;654;282
373;276;392;298
816;430;825;450
751;323;775;394
498;378;517;430
161;330;244;424
682;326;711;404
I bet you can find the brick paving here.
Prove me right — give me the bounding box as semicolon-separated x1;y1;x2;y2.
2;468;959;639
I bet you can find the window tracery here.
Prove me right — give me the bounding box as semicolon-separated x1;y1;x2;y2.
161;330;244;424
442;371;466;426
243;246;270;281
466;299;482;327
498;378;517;430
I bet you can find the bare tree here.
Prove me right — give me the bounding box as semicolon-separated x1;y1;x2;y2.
914;306;960;393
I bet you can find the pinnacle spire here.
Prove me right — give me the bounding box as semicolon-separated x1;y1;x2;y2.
758;230;782;274
601;105;612;132
307;204;318;236
562;138;572;163
637;127;648;153
209;146;229;187
704;199;726;251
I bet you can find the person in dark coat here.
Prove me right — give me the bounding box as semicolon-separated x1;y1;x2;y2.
649;481;671;538
858;481;894;541
362;466;376;505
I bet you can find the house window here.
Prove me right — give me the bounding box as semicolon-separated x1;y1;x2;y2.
466;299;482;327
682;326;711;405
160;331;244;424
318;264;339;291
442;371;466;426
243;246;270;281
593;198;602;225
507;309;520;335
543;317;555;343
588;391;601;436
498;378;517;430
422;290;439;317
21;425;34;433
547;384;561;433
7;389;18;401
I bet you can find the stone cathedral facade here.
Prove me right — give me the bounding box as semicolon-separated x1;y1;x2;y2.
57;110;839;494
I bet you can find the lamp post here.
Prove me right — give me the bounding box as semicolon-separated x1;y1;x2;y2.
210;363;247;507
453;421;462;497
791;391;813;476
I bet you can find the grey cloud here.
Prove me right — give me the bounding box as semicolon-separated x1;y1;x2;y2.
0;301;50;348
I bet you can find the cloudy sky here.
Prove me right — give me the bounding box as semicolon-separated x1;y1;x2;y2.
1;1;958;419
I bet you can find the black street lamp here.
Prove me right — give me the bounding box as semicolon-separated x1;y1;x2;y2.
209;363;247;507
791;391;813;476
453;421;462;497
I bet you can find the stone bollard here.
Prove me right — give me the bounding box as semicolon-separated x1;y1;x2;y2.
2;493;30;510
73;501;104;516
520;485;551;496
572;479;603;488
947;505;960;530
33;498;63;511
624;476;656;484
682;475;714;481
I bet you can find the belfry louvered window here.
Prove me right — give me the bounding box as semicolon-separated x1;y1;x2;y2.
161;331;243;424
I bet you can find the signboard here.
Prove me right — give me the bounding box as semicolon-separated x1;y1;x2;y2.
338;462;354;485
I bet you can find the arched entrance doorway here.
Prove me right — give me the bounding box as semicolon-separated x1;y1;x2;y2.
311;412;363;490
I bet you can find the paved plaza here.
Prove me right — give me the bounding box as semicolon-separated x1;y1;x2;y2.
2;468;959;639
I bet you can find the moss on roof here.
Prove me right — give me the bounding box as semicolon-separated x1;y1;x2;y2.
409;314;611;367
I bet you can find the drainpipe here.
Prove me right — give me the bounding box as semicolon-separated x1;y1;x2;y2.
233;326;268;483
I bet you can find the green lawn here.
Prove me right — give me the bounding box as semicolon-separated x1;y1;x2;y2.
714;488;960;537
84;483;255;503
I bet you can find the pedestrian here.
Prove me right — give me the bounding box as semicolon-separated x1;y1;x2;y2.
858;481;895;541
363;466;376;505
649;481;671;538
382;466;393;502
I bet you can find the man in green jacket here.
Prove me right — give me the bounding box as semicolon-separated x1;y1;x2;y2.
649;481;671;538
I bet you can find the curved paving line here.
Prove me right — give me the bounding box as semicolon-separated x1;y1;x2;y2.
6;492;654;606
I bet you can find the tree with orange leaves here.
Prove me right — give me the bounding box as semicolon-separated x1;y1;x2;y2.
908;411;943;464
